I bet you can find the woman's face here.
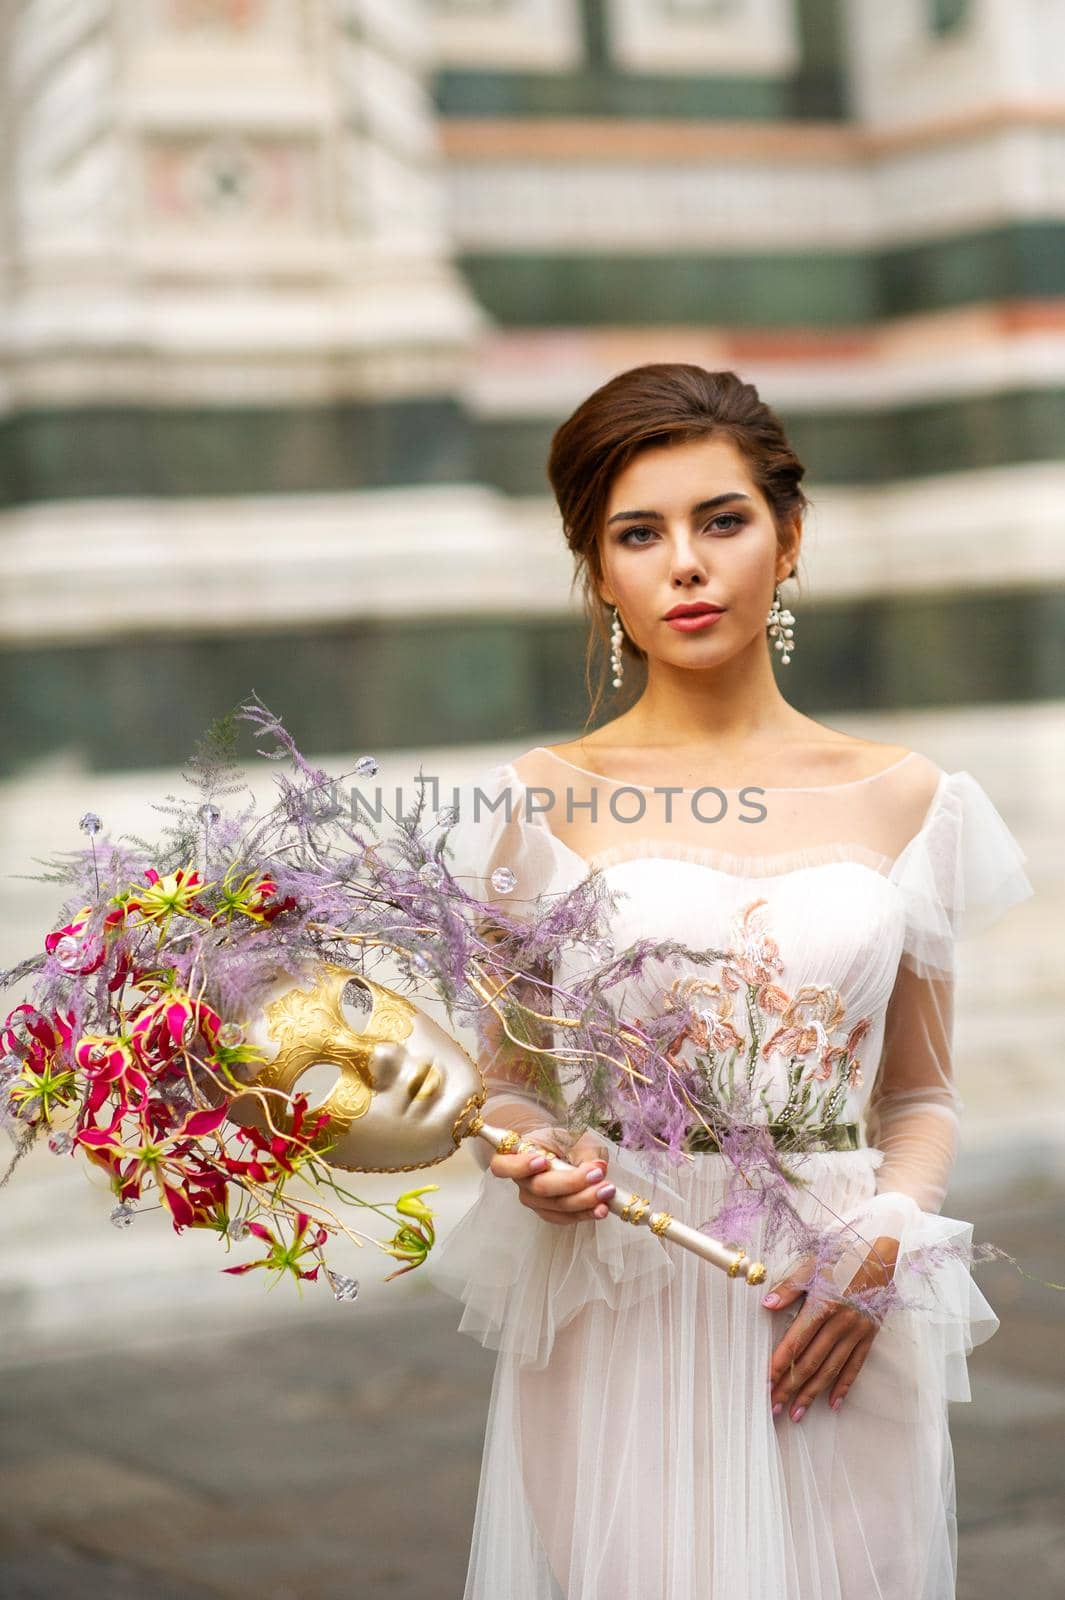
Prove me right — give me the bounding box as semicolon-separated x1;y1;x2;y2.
596;434;797;670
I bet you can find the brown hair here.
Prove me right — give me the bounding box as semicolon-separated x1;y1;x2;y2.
546;364;810;726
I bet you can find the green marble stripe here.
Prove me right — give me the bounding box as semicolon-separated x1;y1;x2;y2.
0;382;1061;505
456;223;1065;328
0;396;473;507
435;0;847;120
477;386;1065;494
2;586;1061;776
436;67;792;122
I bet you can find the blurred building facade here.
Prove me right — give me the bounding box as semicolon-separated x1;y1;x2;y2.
0;0;1062;1364
0;0;1062;769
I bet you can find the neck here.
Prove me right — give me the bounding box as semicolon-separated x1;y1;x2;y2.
613;638;804;752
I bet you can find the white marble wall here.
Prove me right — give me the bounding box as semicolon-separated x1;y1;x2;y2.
0;0;485;410
843;0;1065;129
431;0;583;68
607;0;799;75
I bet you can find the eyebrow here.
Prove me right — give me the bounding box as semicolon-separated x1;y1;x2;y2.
606;492;752;526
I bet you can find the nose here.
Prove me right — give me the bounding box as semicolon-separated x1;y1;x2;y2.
370;1041;405;1087
669;529;709;588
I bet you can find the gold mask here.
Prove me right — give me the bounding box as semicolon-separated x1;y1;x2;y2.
225;961;484;1171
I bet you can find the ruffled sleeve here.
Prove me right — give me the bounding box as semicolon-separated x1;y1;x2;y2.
426;1127;679;1371
437;759;595;1175
440;760;568;921
890;769;1034;982
819;771;1034;1399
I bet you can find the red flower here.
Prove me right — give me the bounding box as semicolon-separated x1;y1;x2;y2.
222;1209;329;1286
221;1092;333;1185
74;1100;228;1207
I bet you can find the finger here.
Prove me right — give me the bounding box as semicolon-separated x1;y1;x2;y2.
770;1311;841;1405
520;1150;609;1200
762;1254;816;1311
783;1331;869;1420
775;1324;867;1416
827;1338;872;1409
489;1143;560;1182
767;1297;838;1389
523;1170;615;1216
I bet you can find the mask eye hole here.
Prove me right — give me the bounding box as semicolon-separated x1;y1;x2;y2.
295;1062;342;1110
340;976;374;1033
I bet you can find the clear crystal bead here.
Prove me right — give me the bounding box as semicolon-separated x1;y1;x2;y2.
48;1129;73;1155
330;1271;360;1302
110;1203;135;1228
78;811;102;836
354;755;378;778
411;951;432;975
490;865;517;895
227;1216;249;1241
435;804;459;829
198;803;221;824
418;860;445;888
53;935;84;970
217;1021;244;1048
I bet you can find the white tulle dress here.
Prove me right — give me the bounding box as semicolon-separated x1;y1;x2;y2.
427;744;1034;1600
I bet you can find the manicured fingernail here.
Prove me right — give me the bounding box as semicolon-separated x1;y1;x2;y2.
586;1167;604;1183
529;1156;548;1171
597;1184;616;1200
790;1405;806;1423
771;1402;783;1417
762;1293;780;1307
830;1396;843;1411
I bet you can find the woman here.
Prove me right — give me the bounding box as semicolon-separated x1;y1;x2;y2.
429;365;1033;1599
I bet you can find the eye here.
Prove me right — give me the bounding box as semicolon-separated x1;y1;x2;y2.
340;976;374;1032
617;514;744;546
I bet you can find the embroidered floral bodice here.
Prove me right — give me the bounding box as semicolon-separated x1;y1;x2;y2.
445;743;1034;1243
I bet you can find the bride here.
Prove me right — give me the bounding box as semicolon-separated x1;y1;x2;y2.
429;364;1033;1599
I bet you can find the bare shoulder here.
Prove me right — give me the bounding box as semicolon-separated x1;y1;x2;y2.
513;736;625;786
809;729;944;807
795;725;913;778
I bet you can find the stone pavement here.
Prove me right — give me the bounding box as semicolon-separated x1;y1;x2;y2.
0;1158;1062;1600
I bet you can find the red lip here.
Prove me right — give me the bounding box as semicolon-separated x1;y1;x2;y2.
663;603;725;619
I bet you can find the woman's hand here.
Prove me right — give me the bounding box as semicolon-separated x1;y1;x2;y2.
764;1234;901;1421
489;1126;616;1226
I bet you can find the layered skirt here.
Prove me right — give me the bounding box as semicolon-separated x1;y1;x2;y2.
428;1138;1000;1600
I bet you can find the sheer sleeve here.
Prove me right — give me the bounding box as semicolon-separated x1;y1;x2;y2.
442;762;568;1170
428;760;676;1368
830;770;1035;1278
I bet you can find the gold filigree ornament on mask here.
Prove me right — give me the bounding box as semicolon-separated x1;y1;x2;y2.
217;956;766;1283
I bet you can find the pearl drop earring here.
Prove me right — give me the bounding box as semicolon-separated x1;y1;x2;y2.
766;585;796;665
610;606;624;688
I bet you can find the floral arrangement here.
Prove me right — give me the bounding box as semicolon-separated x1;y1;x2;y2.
0;697;470;1296
0;696;1027;1323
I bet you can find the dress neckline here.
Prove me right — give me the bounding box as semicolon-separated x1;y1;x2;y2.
493;760;950;883
529;745;918;795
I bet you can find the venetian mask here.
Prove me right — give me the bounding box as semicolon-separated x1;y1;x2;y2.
224;961;485;1171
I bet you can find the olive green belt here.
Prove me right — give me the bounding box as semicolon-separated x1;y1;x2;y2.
590;1118;863;1155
